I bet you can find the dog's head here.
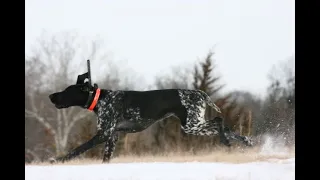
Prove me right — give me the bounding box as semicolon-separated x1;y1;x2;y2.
49;82;93;109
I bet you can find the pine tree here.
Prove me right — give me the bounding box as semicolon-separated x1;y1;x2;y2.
193;51;224;96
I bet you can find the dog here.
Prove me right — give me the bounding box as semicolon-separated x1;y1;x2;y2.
49;81;253;163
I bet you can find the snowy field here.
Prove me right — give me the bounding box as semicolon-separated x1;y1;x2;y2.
26;158;294;180
25;135;295;180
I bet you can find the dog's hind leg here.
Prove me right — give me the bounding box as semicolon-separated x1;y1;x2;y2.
223;127;253;146
208;117;231;147
179;115;231;147
102;133;119;163
51;133;107;163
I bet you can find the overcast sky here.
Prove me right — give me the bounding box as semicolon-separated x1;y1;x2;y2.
25;0;295;98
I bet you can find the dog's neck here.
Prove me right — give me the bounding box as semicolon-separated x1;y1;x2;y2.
87;89;113;112
83;88;102;111
88;88;101;111
91;89;122;115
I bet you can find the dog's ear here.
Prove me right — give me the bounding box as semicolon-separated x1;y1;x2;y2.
76;72;89;85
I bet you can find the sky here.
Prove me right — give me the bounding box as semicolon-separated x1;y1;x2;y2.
25;0;295;98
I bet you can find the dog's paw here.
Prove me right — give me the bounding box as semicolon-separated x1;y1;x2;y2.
49;157;57;164
244;136;254;147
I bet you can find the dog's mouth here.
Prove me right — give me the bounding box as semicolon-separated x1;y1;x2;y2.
55;104;67;109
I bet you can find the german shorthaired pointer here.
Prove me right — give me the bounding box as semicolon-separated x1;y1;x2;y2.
48;75;252;163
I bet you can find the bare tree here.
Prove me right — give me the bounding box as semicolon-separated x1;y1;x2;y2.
25;92;91;156
260;56;295;144
155;66;192;90
25;32;111;158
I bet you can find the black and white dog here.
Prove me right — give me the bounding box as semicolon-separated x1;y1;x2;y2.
49;76;253;163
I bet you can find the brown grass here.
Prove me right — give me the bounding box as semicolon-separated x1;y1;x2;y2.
26;145;295;166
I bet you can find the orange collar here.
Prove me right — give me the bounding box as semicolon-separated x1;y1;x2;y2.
88;88;101;111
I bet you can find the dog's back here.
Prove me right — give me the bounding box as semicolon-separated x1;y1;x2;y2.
122;89;185;120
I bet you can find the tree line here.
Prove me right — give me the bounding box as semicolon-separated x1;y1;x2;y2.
25;33;295;162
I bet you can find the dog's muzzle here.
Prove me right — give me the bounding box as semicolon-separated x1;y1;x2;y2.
49;94;58;104
49;93;67;109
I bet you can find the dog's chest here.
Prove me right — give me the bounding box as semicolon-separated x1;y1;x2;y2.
97;92;122;116
96;91;124;132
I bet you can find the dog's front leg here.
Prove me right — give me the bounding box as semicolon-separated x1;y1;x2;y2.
51;133;107;163
102;133;119;163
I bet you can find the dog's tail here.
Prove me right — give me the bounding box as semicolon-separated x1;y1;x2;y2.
199;90;222;113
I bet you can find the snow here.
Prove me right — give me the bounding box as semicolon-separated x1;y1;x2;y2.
25;158;294;180
26;135;295;180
